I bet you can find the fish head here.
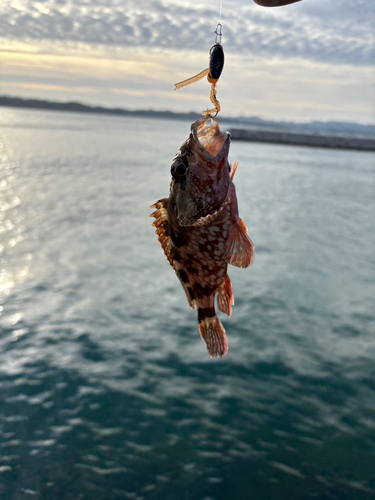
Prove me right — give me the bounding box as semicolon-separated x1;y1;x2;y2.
170;115;231;225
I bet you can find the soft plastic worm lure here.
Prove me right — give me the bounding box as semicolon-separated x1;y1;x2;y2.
174;24;225;117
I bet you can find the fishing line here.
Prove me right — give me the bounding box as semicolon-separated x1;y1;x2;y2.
218;0;223;24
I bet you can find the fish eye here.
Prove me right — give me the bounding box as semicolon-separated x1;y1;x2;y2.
176;163;186;176
171;160;187;178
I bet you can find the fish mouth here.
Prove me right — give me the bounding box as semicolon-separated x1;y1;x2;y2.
191;115;230;159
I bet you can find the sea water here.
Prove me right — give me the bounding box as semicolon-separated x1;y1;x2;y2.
0;107;375;499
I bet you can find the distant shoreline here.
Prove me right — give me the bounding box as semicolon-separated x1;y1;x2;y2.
0;96;201;122
1;96;374;151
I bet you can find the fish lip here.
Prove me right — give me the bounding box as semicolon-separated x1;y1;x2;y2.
190;115;231;161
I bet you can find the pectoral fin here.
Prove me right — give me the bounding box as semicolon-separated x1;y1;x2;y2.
224;219;255;269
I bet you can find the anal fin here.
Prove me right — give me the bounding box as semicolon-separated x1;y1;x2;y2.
224;218;255;269
216;275;234;317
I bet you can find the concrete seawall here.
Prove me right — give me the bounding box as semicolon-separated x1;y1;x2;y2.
228;128;375;151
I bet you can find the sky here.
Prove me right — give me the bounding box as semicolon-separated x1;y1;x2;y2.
0;0;374;123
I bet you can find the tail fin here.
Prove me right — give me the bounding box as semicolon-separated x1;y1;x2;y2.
198;312;228;358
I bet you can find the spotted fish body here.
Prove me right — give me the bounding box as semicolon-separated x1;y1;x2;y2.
150;115;254;357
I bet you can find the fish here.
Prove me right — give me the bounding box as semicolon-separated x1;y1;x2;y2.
150;115;254;358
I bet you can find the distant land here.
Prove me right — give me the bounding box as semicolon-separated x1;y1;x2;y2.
1;96;374;151
0;95;202;122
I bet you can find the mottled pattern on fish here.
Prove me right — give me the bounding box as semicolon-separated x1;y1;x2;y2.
150;116;254;358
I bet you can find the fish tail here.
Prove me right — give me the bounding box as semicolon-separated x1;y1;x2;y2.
198;308;228;358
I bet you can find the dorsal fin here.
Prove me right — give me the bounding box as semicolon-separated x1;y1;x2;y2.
150;198;173;265
224;218;255;269
150;199;168;212
216;274;234;317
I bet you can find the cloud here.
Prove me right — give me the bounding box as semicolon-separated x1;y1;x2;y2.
0;1;373;123
0;0;374;66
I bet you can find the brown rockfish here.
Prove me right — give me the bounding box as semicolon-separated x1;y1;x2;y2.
150;115;254;358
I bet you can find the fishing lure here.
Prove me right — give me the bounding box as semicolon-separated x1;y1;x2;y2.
174;23;225;117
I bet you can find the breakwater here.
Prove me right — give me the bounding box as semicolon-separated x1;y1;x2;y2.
228;128;375;151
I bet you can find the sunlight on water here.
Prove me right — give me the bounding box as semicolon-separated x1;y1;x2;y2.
0;130;30;300
0;269;15;296
0;108;374;500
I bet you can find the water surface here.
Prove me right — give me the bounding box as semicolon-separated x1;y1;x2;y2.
0;108;375;499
